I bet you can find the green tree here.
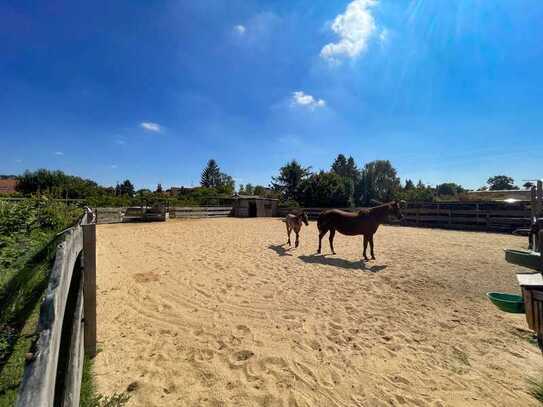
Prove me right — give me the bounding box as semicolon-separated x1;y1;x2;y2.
200;159;234;194
16;169;99;198
331;154;359;179
271;160;311;202
216;173;235;195
397;180;434;202
359;160;400;205
116;179;135;196
200;159;221;188
436;183;464;197
244;183;254;195
155;183;163;193
487;175;518;191
404;179;415;190
298;171;352;207
524;181;535;190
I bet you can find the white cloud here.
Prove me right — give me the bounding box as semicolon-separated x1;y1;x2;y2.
379;27;389;44
15;159;22;163
291;91;326;110
320;0;378;62
234;24;246;35
110;164;118;169
140;122;162;133
54;151;64;156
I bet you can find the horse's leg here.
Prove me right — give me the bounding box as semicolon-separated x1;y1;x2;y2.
286;222;291;246
329;229;336;255
369;235;376;260
363;235;369;261
318;229;327;254
295;229;300;248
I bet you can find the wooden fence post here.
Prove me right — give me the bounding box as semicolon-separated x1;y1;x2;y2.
537;180;543;218
82;223;97;357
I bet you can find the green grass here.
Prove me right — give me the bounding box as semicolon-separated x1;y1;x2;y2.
0;198;82;405
0;296;41;406
81;357;131;407
528;375;543;404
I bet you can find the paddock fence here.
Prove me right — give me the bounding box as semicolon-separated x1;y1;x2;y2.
94;206;232;224
278;201;533;233
16;209;97;407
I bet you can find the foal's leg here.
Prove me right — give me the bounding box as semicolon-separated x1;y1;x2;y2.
329;229;336;255
362;235;369;261
286;222;292;246
369;235;376;260
295;230;300;248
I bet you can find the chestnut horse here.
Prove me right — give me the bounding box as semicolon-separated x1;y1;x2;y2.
317;201;403;260
285;211;309;248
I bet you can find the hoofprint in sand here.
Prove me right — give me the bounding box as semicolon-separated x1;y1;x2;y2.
94;218;542;406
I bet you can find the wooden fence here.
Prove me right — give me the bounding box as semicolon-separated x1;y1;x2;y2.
278;202;533;232
16;209;96;407
277;207;360;220
401;201;532;232
94;206;232;223
168;206;232;219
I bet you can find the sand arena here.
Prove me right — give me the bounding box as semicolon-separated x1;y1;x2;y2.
94;218;542;406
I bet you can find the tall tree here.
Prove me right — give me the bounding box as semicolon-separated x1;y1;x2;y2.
487;175;518;191
271;160;311;202
359;160;400;204
331;154;360;206
404;179;415;190
244;183;254;195
155;183;163;193
436;183;464;196
200;159;221;188
331;154;359;179
216;173;235;194
298;171;353;208
117;179;135;196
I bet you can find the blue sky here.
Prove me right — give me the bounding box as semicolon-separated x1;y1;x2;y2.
1;0;542;190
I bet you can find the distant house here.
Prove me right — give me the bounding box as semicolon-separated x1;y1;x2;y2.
0;178;17;194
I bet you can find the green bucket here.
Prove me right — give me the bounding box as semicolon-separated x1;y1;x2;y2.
487;292;525;314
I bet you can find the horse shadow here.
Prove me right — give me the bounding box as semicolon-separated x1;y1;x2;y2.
268;244;293;257
298;254;387;272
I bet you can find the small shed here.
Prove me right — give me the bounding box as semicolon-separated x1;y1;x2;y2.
232;195;278;217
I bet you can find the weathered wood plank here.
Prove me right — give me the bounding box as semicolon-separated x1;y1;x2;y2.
16;226;83;407
61;277;85;407
82;223;97;357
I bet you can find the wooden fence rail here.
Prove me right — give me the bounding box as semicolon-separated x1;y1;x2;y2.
94;206;232;223
168;206;233;219
16;209;96;407
277;202;532;232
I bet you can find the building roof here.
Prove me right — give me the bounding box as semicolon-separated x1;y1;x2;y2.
0;179;17;194
233;194;278;201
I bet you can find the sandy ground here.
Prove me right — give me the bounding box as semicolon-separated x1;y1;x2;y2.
94;218;543;407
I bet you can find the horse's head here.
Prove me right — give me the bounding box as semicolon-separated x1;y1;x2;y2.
301;211;309;226
389;201;404;220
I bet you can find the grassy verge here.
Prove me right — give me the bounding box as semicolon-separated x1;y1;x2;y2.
529;375;543;404
0;297;41;407
81;357;131;407
0;198;81;405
